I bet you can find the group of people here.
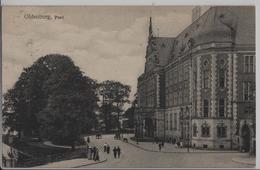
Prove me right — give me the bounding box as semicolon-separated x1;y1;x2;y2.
85;145;100;161
158;140;164;151
175;141;184;148
85;136;100;161
103;143;121;158
96;133;102;139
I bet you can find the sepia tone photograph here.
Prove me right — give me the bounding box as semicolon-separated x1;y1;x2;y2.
1;4;256;169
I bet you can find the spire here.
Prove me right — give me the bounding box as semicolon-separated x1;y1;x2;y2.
149;17;153;39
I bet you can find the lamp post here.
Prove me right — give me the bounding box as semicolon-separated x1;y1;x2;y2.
187;38;195;153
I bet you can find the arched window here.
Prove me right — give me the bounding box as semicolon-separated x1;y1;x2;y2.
203;70;209;89
219;68;226;88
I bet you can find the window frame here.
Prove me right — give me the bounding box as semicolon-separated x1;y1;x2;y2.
218;98;225;117
219;68;225;88
203;99;209;118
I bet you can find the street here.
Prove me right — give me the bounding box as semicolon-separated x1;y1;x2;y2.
82;134;254;168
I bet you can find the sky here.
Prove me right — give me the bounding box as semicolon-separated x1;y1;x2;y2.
2;6;209;101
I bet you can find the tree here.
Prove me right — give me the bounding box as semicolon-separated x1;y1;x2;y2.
123;96;137;129
98;80;131;133
3;54;98;149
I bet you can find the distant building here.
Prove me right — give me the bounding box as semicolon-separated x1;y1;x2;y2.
135;6;255;153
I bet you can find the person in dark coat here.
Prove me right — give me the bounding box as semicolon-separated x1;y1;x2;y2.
93;147;96;160
104;143;107;152
107;144;110;154
117;146;121;158
87;136;90;143
113;147;117;158
159;143;162;151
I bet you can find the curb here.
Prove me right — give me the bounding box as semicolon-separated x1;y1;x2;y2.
72;159;107;168
125;140;239;154
231;158;256;166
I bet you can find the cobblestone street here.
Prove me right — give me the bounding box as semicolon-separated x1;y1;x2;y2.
81;134;255;168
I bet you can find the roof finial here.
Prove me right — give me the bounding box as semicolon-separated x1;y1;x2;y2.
149;17;153;39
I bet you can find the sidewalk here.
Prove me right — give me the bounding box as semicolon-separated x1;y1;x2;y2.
232;156;256;166
33;158;107;168
125;136;238;153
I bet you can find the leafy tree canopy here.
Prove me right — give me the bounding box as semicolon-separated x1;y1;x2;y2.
3;54;98;149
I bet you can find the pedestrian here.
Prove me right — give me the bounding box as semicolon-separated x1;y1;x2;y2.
88;146;92;160
180;141;183;148
113;146;117;158
85;142;89;158
159;143;162;151
162;140;164;147
93;147;96;160
117;146;121;158
193;143;195;152
96;149;100;161
104;143;107;152
107;144;110;154
94;147;99;161
177;141;180;148
87;136;90;143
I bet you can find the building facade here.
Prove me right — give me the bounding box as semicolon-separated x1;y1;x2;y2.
135;6;255;153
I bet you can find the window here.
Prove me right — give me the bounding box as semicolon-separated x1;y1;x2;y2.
174;113;177;130
184;69;189;81
203;99;209;117
217;124;227;138
203;70;209;88
219;69;225;88
179;92;182;105
219;98;225;117
243;81;255;101
244;55;255;73
193;71;197;90
170;113;173;130
166;114;168;130
201;124;210;137
193;123;197;137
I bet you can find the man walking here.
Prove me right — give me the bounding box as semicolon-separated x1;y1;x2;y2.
117;146;121;158
113;146;117;158
104;143;107;152
93;147;96;160
107;144;110;154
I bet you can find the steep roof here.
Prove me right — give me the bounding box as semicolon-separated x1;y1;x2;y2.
170;6;255;58
153;37;176;66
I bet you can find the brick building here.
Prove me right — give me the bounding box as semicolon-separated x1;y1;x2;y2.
135;6;255;153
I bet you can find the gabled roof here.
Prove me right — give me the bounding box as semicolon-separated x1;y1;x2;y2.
153;37;176;66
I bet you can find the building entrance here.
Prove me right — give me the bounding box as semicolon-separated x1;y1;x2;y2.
241;124;250;152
